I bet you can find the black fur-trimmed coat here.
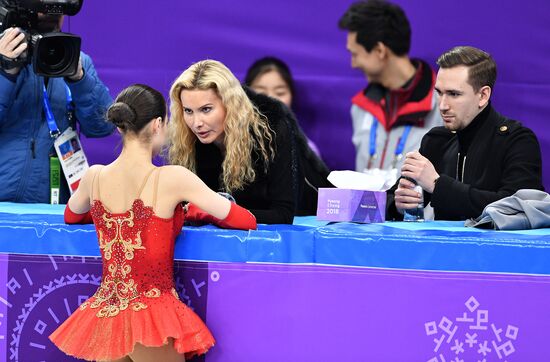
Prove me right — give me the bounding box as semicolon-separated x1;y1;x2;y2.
194;87;331;224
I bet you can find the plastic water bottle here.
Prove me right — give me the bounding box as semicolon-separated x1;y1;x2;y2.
403;184;424;222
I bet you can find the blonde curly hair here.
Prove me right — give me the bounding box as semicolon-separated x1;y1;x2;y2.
168;60;274;193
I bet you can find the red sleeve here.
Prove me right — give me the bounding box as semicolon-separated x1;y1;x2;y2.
64;203;94;224
215;202;257;230
185;202;257;230
185;203;216;224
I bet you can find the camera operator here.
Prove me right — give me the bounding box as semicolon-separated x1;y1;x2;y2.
0;3;114;204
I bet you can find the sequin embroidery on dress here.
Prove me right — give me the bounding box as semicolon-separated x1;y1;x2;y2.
87;203;157;317
83;168;167;318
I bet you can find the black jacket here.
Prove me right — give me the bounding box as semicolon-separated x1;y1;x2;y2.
387;104;544;220
289;113;332;216
195;87;330;224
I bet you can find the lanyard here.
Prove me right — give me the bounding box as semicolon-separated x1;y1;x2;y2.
368;120;413;168
395;124;412;156
369;119;379;159
42;83;73;138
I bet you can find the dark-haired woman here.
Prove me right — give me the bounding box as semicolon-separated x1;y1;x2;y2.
245;57;333;214
49;84;256;362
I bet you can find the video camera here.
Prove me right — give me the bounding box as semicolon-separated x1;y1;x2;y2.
0;0;83;77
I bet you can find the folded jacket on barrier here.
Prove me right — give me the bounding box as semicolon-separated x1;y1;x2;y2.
465;189;550;230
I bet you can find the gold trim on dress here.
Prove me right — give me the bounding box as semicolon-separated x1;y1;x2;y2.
132;302;148;312
100;211;145;261
91;210;155;318
145;288;161;298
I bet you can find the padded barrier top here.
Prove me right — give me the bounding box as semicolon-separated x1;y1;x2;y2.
1;202;550;275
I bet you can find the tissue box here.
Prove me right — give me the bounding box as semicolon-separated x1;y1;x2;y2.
316;188;386;223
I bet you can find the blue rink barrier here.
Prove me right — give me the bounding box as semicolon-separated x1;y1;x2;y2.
1;202;550;274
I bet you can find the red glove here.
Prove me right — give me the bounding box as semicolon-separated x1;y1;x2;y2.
64;203;93;224
185;202;257;230
185;203;217;225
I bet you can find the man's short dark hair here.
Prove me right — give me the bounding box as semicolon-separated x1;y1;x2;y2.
338;0;411;56
437;46;497;91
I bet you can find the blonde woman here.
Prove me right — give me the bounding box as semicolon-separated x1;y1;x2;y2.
169;60;298;224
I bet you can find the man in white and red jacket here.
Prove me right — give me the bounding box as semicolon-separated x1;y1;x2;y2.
339;0;442;174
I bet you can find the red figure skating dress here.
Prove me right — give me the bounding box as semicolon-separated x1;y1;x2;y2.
49;168;215;360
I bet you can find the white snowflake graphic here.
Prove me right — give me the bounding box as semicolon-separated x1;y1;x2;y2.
424;296;519;362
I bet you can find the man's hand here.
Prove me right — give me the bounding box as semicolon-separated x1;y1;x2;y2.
400;151;439;193
0;28;27;75
394;177;422;211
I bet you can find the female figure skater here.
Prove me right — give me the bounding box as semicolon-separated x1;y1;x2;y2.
49;84;257;361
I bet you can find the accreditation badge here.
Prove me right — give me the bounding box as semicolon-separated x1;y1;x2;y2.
53;127;89;194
